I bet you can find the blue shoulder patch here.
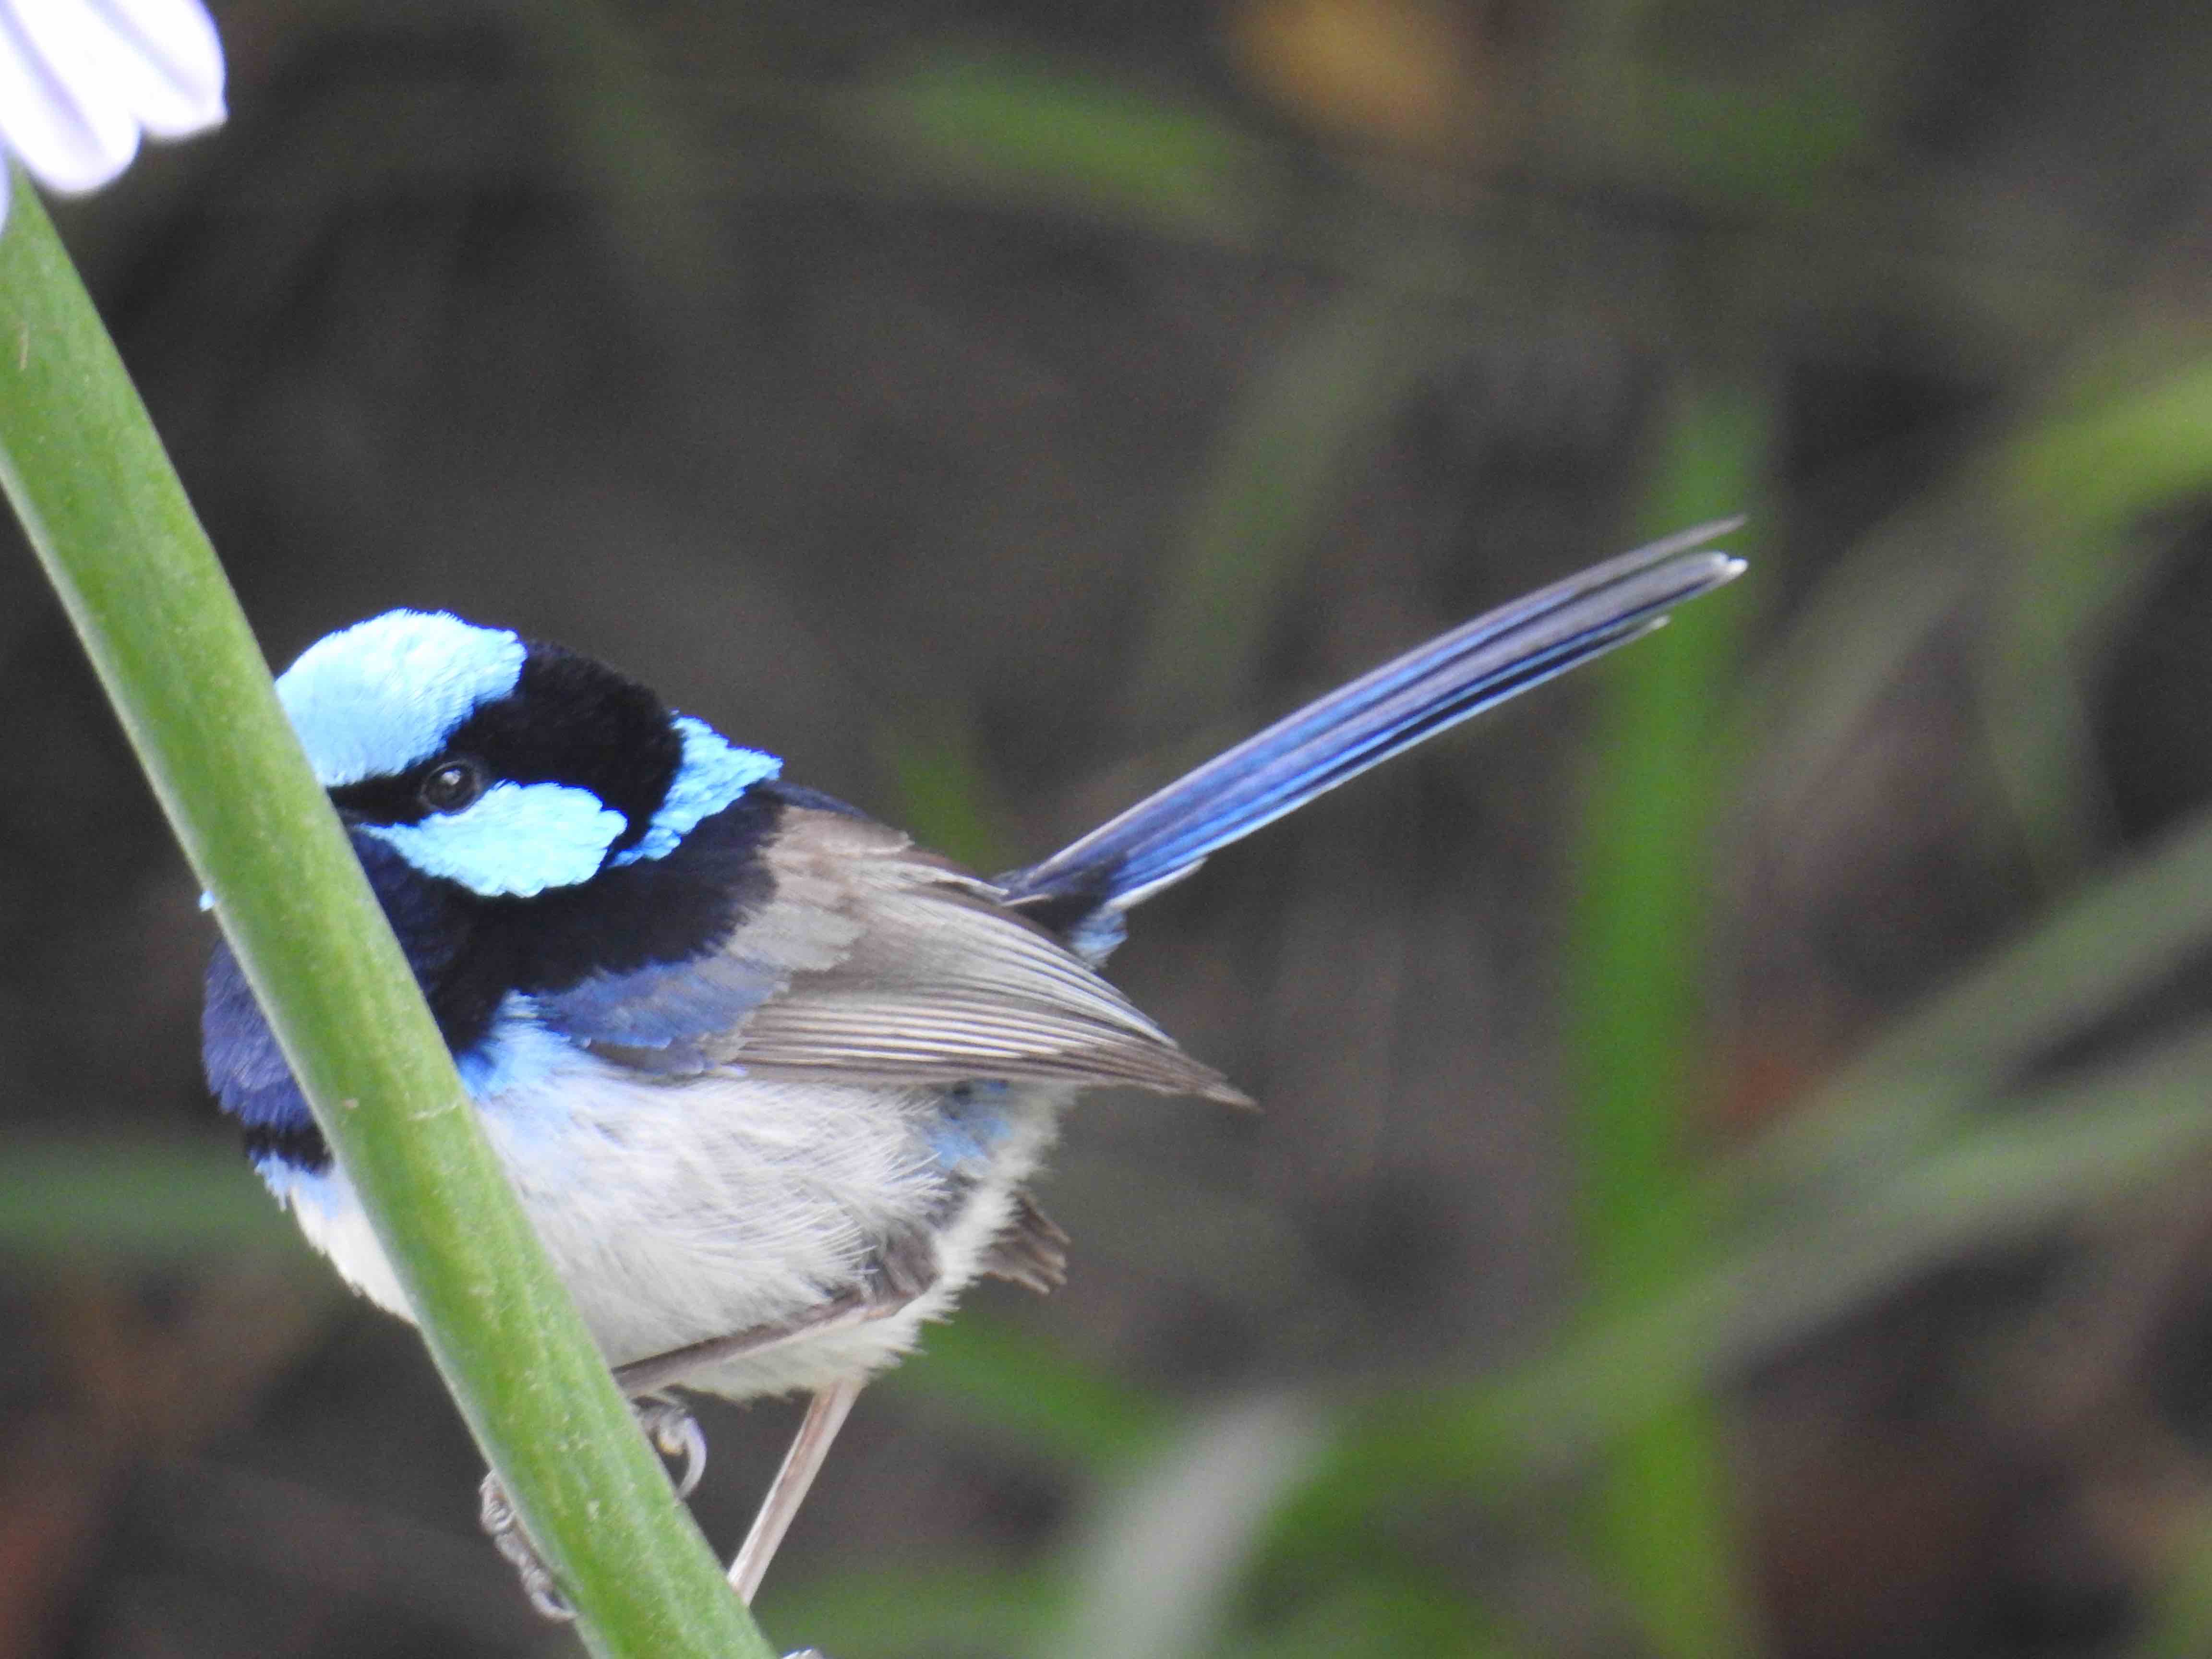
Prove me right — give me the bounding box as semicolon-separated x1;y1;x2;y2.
277;611;526;787
536;945;791;1073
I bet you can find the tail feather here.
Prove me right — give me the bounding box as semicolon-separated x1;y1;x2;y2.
1001;520;1743;936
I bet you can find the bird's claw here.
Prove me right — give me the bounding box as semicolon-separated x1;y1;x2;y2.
635;1392;709;1498
479;1394;711;1620
479;1473;576;1621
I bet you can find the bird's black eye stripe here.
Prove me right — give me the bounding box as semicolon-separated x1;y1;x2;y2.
328;772;422;824
329;757;489;826
419;757;487;814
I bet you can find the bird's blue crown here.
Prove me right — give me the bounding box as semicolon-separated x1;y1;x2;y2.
278;610;529;789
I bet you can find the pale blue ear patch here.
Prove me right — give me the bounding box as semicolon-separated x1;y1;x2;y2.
362;781;625;897
277;611;526;788
613;716;781;866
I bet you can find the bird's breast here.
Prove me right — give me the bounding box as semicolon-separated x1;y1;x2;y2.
262;1003;1070;1397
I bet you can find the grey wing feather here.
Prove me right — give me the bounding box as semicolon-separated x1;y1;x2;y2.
733;810;1248;1103
563;806;1248;1105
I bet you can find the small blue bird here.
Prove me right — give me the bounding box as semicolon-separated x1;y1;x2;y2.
203;524;1741;1613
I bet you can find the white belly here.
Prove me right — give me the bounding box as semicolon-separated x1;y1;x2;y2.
260;1012;1067;1400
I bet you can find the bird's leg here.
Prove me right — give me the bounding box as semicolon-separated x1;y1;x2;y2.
728;1377;865;1603
608;1288;881;1396
481;1275;925;1620
631;1231;938;1603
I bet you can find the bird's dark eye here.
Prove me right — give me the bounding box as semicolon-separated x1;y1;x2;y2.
419;758;486;814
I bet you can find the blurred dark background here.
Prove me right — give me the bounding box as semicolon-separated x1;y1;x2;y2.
8;1;2212;1655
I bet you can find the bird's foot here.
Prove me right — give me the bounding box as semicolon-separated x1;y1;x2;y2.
635;1391;708;1497
480;1392;713;1621
479;1473;574;1621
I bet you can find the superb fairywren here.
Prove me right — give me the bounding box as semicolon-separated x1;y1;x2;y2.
202;524;1742;1613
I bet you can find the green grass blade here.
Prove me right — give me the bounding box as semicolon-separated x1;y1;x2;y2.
1729;794;2212;1215
1565;378;1763;1658
1053;1395;1327;1659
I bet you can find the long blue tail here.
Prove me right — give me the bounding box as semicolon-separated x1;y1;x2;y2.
1000;520;1743;954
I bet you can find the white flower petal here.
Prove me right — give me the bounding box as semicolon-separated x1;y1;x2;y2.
0;0;141;192
86;0;224;138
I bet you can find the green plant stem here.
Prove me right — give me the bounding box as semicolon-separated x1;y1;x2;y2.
0;170;769;1659
1566;378;1762;1659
